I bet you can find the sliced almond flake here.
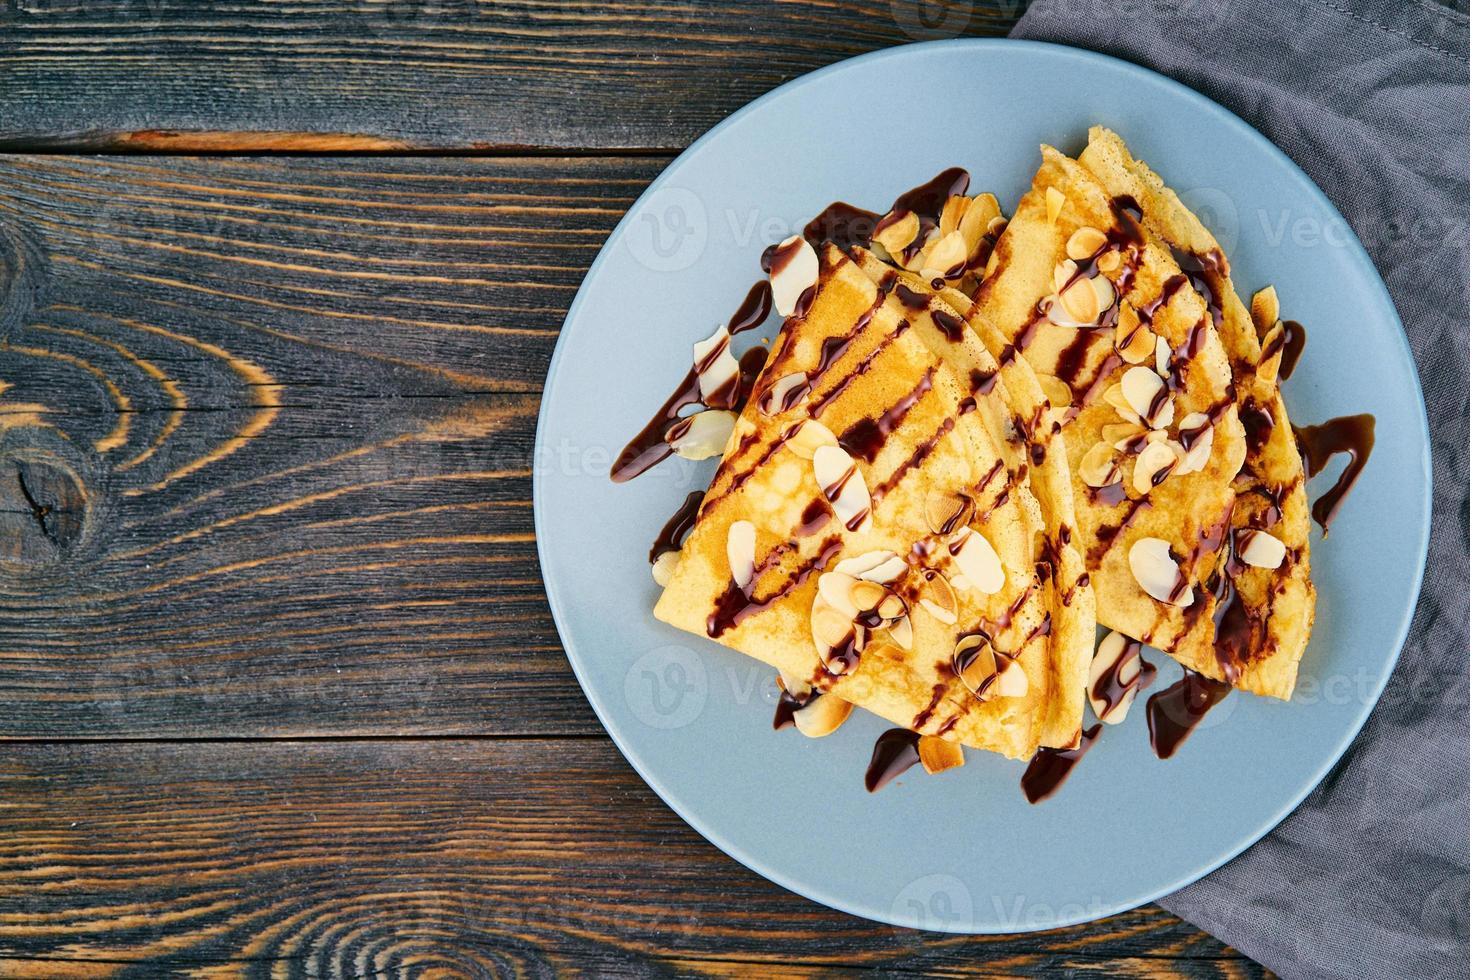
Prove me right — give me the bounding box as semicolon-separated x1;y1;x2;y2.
1097;249;1123;274
816;571;861;619
777;668;812;702
1121;365;1174;430
924;489;974;537
992;652;1029;698
1132;440;1178;495
1237;529;1287;569
1129;537;1194;607
918;735;965;774
1037;373;1073;409
1103;420;1147;445
1080;443;1123;488
785;418;837;460
1250;284;1281;334
957;194;997;257
1155;335;1171;377
918;571;958;625
1092;273;1116;314
1104;382;1143;425
1088;630;1143;725
1045;186;1066;225
1115;307;1155;365
1066;226;1108;261
758;371;811;416
726;520;756;590
812;444;872;532
692;325;740;406
1175;412;1214;475
792;694;853;738
834;549;906;583
922;230;968;279
1258;322;1285;385
1059;276;1101;324
954;633;998;700
947;527;1004;594
874;210;921;255
667;409;736;460
939;196;969;237
888;615;913;650
769;234;818;316
651;549;680;588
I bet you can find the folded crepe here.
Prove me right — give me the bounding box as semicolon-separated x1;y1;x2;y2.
958;142;1251;684
1078;127;1314;698
655;244;1095;759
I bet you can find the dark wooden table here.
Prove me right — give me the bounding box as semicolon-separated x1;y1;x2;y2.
0;2;1274;975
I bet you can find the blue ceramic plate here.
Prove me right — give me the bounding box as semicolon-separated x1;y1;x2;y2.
534;40;1430;931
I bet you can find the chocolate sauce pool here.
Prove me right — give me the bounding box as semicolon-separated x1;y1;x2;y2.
865;728;923;792
1146;670;1233;759
1294;414;1376;533
1021;724;1102;803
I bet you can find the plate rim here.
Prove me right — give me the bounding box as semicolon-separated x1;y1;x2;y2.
533;36;1432;933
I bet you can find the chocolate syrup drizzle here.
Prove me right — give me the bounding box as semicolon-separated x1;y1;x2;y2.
1146;670;1233;759
1090;638;1157;719
865;728;923;792
838;367;933;463
1021;724;1102;803
649;491;703;564
1294;414;1376;533
611;280;773;483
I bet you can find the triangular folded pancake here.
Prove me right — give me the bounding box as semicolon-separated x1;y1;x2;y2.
842;244;1096;741
1079;127;1314;698
655;248;1093;758
967;144;1250;663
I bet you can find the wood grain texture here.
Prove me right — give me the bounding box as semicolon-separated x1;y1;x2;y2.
0;738;1268;978
0;154;669;738
0;0;1020;151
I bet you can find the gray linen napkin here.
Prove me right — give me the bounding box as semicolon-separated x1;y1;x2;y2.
1011;0;1470;976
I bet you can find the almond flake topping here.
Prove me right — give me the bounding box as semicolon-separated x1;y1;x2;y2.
918;736;965;774
873;210;920;255
1237;529;1287;569
726;520;756;590
769;234;818;316
666;409;736;460
1120;365;1174;430
785;418;837;460
917;570;959;625
692;325;740;407
1080;443;1124;489
652;549;680;588
924;489;974;537
1129;537;1194;608
812;444;872;532
1088;630;1145;725
946;527;1004;594
1175;412;1214;475
758;371;811;416
834;549;907;584
792;694;853;738
1132;440;1179;494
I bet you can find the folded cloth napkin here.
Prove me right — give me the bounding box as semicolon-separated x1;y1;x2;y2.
1013;0;1470;976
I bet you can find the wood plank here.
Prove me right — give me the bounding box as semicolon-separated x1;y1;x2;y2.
0;1;1022;151
0;738;1263;977
0;155;669;737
